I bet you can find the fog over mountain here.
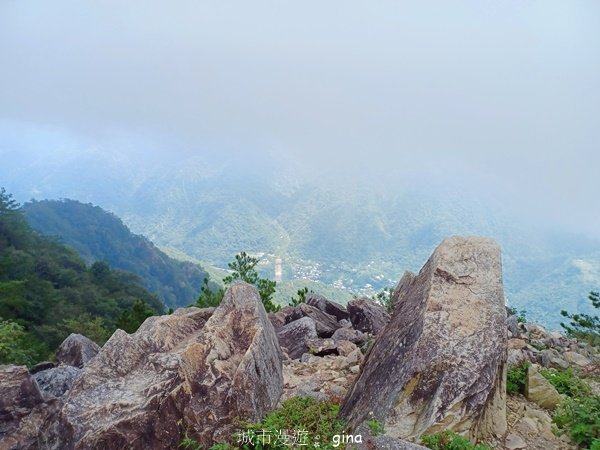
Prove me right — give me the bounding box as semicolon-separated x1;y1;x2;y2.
1;1;600;327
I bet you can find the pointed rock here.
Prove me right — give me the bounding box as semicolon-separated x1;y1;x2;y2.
340;236;508;441
277;316;318;359
53;286;283;449
56;333;100;368
305;294;350;321
347;297;390;335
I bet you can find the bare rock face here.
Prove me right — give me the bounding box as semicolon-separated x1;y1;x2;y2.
289;303;341;338
525;365;562;410
33;365;81;398
277;316;318;359
55;333;100;368
331;327;368;346
51;284;283;449
0;365;58;450
347;297;390;335
305;294;350;321
340;236;508;442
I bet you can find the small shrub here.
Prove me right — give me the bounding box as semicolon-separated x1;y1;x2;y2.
179;397;347;449
366;418;384;436
421;430;493;450
553;395;600;448
539;368;592;398
507;307;527;324
506;362;530;396
289;287;310;307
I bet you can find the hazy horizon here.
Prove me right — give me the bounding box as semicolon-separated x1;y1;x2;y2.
1;1;600;237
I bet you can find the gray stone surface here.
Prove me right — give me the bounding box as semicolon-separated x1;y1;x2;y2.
340;236;508;441
277;316;318;359
56;333;100;368
33;365;81;398
347;297;390;335
289;303;341;338
305;293;350;321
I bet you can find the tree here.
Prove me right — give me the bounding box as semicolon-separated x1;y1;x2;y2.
116;298;156;334
223;252;280;312
561;291;600;347
289;287;310;307
194;277;224;308
0;318;45;366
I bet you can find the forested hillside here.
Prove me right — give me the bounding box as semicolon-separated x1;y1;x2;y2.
0;189;164;365
23;199;212;308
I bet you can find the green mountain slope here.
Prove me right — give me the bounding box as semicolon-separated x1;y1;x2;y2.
23;199;211;308
0;189;164;364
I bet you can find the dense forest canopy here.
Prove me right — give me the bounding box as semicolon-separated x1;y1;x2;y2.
0;188;164;365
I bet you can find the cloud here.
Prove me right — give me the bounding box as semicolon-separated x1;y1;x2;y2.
0;1;599;233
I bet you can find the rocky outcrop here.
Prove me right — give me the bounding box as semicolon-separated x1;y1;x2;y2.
40;282;283;449
306;294;350;321
340;236;508;441
331;327;368;346
347;297;390;335
33;366;81;398
0;365;59;450
289;303;341;338
55;333;100;369
277;316;318;359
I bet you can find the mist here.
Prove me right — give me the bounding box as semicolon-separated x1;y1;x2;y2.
1;1;599;235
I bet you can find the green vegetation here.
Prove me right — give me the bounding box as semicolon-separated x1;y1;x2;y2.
536;366;600;448
289;287;310;307
540;368;592;398
223;252;280;312
23;199;212;308
561;291;600;347
372;286;394;312
0;188;163;365
194;276;225;308
178;397;346;449
421;430;492;450
366;418;384;436
506;361;530;396
507;306;527;324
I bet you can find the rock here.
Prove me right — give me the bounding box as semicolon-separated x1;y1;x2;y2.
268;306;295;330
354;424;429;450
289;303;341;338
507;315;521;338
539;349;569;370
340;237;508;441
508;348;532;367
525;324;548;341
305;293;350;321
347;297;390;335
339;318;352;328
525;365;562;410
508;339;528;350
33;365;81;398
505;433;527;449
563;351;592;368
306;338;358;357
55;333;100;368
0;365;58;450
392;271;416;311
332;327;368;345
52;283;283;449
277;316;318;359
29;361;56;374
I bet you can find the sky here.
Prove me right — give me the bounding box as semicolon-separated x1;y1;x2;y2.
1;1;599;234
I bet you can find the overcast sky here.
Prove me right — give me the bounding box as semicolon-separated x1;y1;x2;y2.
1;1;599;233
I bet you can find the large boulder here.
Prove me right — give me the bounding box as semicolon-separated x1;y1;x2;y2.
55;333;100;368
305;294;350;321
340;236;508;441
347;297;390;335
277;316;318;359
50;284;283;449
525;365;562;410
33;365;81;398
289;303;341;338
0;365;58;450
